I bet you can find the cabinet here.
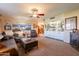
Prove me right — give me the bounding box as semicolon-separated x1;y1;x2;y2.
70;31;79;50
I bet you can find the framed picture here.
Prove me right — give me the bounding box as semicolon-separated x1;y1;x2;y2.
65;16;77;30
4;24;12;30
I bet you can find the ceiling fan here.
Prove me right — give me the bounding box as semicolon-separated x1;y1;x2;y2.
29;8;44;18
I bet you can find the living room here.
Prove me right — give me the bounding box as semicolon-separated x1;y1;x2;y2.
0;3;79;56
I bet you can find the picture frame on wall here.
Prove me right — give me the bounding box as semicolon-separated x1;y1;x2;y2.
65;16;77;30
4;23;12;30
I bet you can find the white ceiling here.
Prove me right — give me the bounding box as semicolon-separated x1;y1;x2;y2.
0;3;79;19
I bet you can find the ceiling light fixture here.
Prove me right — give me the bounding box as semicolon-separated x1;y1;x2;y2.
31;8;44;18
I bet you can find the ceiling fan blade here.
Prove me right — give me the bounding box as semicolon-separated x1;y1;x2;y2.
37;14;44;16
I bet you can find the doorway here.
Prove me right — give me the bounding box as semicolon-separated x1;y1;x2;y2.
38;24;44;36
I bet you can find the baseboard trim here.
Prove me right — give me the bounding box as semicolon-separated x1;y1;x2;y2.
45;36;63;41
45;36;70;45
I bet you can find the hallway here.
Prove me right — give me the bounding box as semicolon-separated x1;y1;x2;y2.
26;37;79;56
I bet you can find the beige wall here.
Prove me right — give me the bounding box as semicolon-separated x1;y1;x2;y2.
0;15;32;32
0;8;79;32
44;8;79;43
64;8;79;29
0;14;44;32
45;8;79;30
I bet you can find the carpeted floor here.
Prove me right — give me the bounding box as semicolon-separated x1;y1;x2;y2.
18;36;79;56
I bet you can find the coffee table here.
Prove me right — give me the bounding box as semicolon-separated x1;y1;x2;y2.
20;38;38;53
